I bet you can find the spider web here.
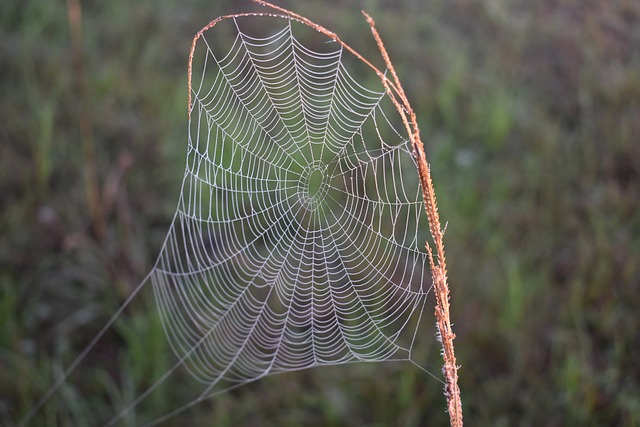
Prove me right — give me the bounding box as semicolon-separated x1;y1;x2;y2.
153;15;433;392
20;14;437;427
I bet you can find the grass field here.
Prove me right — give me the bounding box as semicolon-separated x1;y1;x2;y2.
1;0;639;426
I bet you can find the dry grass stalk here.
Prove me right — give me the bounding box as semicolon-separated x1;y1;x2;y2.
362;11;463;427
67;0;105;240
189;1;463;425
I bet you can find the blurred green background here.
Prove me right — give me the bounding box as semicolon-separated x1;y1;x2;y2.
1;0;639;426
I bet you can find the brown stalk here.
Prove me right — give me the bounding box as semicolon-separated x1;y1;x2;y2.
358;13;463;427
188;2;462;425
67;0;105;240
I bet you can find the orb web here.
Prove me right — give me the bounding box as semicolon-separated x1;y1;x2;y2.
151;15;432;395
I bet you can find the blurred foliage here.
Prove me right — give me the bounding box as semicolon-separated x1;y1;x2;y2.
1;0;639;426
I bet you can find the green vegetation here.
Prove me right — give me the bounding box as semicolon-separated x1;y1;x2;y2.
1;0;639;425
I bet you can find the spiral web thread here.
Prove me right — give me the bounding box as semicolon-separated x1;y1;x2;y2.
151;15;434;396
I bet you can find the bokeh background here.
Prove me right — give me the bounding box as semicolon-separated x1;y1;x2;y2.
1;0;639;426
